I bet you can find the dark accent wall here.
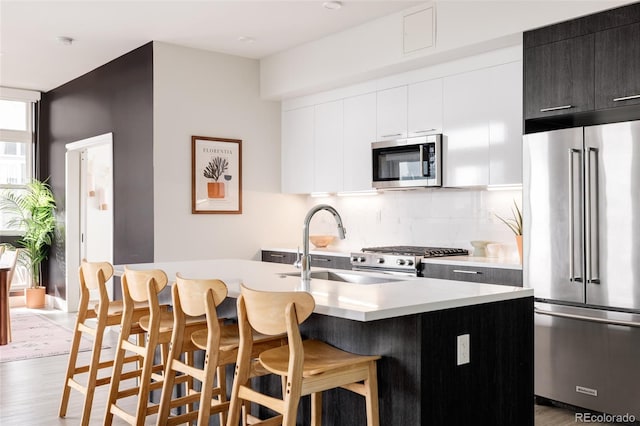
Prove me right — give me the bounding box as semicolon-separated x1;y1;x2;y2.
39;42;154;299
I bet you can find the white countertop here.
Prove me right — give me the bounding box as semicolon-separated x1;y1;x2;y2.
115;259;532;322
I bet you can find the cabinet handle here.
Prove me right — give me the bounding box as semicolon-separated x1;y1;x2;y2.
381;133;402;138
413;129;436;134
314;258;331;262
539;105;573;112
613;94;640;102
453;269;482;275
269;254;285;258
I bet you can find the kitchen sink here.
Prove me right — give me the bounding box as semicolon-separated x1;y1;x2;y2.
279;270;404;285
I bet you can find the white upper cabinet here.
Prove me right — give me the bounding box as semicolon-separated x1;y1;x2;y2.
443;68;491;187
281;106;314;194
408;79;443;136
443;61;522;187
376;86;408;140
488;61;523;186
314;100;344;193
343;93;376;192
282;59;523;193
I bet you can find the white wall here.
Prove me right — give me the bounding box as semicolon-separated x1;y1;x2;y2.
304;188;523;258
261;0;632;99
153;42;307;261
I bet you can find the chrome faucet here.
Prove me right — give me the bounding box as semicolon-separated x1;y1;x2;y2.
297;204;346;283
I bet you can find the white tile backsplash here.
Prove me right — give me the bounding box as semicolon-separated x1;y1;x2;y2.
305;188;522;256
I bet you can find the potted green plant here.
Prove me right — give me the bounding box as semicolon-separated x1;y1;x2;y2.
0;179;57;308
495;200;523;263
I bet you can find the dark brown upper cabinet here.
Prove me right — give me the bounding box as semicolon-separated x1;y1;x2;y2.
524;34;594;119
594;22;640;110
523;2;640;131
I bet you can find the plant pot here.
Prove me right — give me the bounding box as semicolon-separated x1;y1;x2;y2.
515;235;523;264
25;287;46;309
207;182;225;199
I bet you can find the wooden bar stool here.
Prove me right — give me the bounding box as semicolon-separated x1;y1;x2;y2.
227;284;381;426
157;274;287;426
105;267;207;426
156;275;230;426
59;260;150;426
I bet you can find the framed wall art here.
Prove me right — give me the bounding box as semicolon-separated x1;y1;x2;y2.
192;136;242;214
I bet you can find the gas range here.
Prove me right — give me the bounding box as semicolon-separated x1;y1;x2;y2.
350;245;469;276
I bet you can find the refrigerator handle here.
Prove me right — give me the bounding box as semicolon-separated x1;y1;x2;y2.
568;148;582;283
586;147;600;285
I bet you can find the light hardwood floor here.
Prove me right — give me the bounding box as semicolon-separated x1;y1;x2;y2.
0;308;620;425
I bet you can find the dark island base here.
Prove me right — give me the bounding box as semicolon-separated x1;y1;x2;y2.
248;297;532;426
210;296;533;426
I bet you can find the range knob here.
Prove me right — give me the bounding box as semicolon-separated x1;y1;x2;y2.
351;256;359;262
376;258;385;264
358;256;366;263
406;259;414;266
396;259;406;266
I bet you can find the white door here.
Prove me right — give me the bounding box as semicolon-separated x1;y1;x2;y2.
64;133;113;312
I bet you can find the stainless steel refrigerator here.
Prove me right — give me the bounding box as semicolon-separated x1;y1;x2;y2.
524;120;640;419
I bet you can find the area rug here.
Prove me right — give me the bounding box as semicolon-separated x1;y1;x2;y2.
0;310;104;363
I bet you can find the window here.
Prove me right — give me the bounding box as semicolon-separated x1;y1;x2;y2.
0;97;36;234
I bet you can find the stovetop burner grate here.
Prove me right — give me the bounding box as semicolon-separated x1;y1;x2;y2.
361;246;469;257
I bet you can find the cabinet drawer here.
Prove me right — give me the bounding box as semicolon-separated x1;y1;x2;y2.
310;255;352;270
422;263;522;287
261;250;297;265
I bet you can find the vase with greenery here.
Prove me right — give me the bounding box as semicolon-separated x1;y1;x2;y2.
0;179;57;306
495;200;523;263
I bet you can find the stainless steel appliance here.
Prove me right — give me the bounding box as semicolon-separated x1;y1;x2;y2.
350;246;468;276
372;135;442;189
524;120;640;419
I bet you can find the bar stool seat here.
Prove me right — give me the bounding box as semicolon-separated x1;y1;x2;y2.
259;339;380;377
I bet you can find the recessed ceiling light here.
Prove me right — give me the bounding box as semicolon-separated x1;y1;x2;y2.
57;36;74;46
323;1;342;10
237;36;255;43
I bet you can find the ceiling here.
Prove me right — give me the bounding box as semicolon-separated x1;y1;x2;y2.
0;0;421;93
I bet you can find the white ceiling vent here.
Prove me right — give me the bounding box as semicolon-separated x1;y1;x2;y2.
403;6;435;55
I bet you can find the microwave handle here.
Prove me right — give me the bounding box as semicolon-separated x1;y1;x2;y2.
420;144;433;177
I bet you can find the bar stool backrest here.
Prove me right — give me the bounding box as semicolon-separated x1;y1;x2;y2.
123;267;168;302
80;260;113;291
240;284;315;336
174;273;227;317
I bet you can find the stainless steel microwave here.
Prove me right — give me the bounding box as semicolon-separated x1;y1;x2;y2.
372;134;442;189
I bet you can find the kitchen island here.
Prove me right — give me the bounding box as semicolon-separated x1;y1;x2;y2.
118;259;534;425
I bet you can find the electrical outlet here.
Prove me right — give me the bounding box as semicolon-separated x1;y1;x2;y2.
457;334;470;365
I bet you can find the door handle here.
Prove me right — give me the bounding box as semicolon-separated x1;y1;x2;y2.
540;105;573;112
585;147;600;284
613;94;640;102
453;270;481;275
568;148;582;283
